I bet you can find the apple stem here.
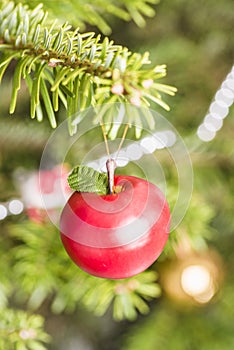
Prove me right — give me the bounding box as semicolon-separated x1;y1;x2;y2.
106;158;117;194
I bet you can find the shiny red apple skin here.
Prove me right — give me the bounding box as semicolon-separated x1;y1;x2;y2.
60;175;170;279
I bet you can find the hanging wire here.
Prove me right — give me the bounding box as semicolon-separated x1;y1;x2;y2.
100;123;129;162
100;122;111;158
114;123;129;161
100;122;129;193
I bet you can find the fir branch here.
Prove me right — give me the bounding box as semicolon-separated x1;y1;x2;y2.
8;220;161;321
0;2;176;136
0;308;50;350
16;0;160;34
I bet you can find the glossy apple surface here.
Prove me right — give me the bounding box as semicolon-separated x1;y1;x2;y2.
60;175;170;279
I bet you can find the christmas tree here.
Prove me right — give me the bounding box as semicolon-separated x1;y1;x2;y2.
0;0;234;349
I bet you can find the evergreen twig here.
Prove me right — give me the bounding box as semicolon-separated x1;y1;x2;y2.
0;308;50;350
8;221;161;322
0;1;176;136
16;0;160;34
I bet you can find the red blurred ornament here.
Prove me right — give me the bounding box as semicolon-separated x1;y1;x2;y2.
16;164;71;223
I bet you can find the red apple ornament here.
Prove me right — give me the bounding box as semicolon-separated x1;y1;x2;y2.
60;160;170;279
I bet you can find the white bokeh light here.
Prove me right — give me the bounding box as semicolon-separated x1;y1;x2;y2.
86;130;177;170
8;199;24;215
0;204;8;220
115;150;129;167
215;88;234;107
126;143;143;160
154;132;168;149
197;124;216;142
181;265;214;302
226;79;234;91
204;114;223;131
164;130;177;147
140;136;159;153
197;65;234;142
210;101;229;119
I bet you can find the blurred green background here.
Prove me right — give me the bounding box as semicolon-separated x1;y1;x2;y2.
0;0;234;349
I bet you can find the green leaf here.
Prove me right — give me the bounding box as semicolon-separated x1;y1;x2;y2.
61;67;85;86
113;294;138;321
28;286;48;310
30;62;46;118
32;23;41;44
40;78;57;128
52;87;59;111
131;293;149;314
73;75;80;113
126;5;146;28
16;342;27;350
35;103;43;122
51;66;71;91
67;81;77;135
52;28;63;51
27;55;41;74
67;165;109;195
152;82;177;96
77;74;94;111
9;56;30;113
144;92;170;111
0;52;19;83
77;33;83;55
25;74;43;122
27;341;47;350
140;107;156;130
94;288;114;316
43;68;67;111
136;283;161;298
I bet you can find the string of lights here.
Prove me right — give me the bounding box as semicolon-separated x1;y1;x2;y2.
0;199;24;220
197;65;234;142
86;130;177;171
